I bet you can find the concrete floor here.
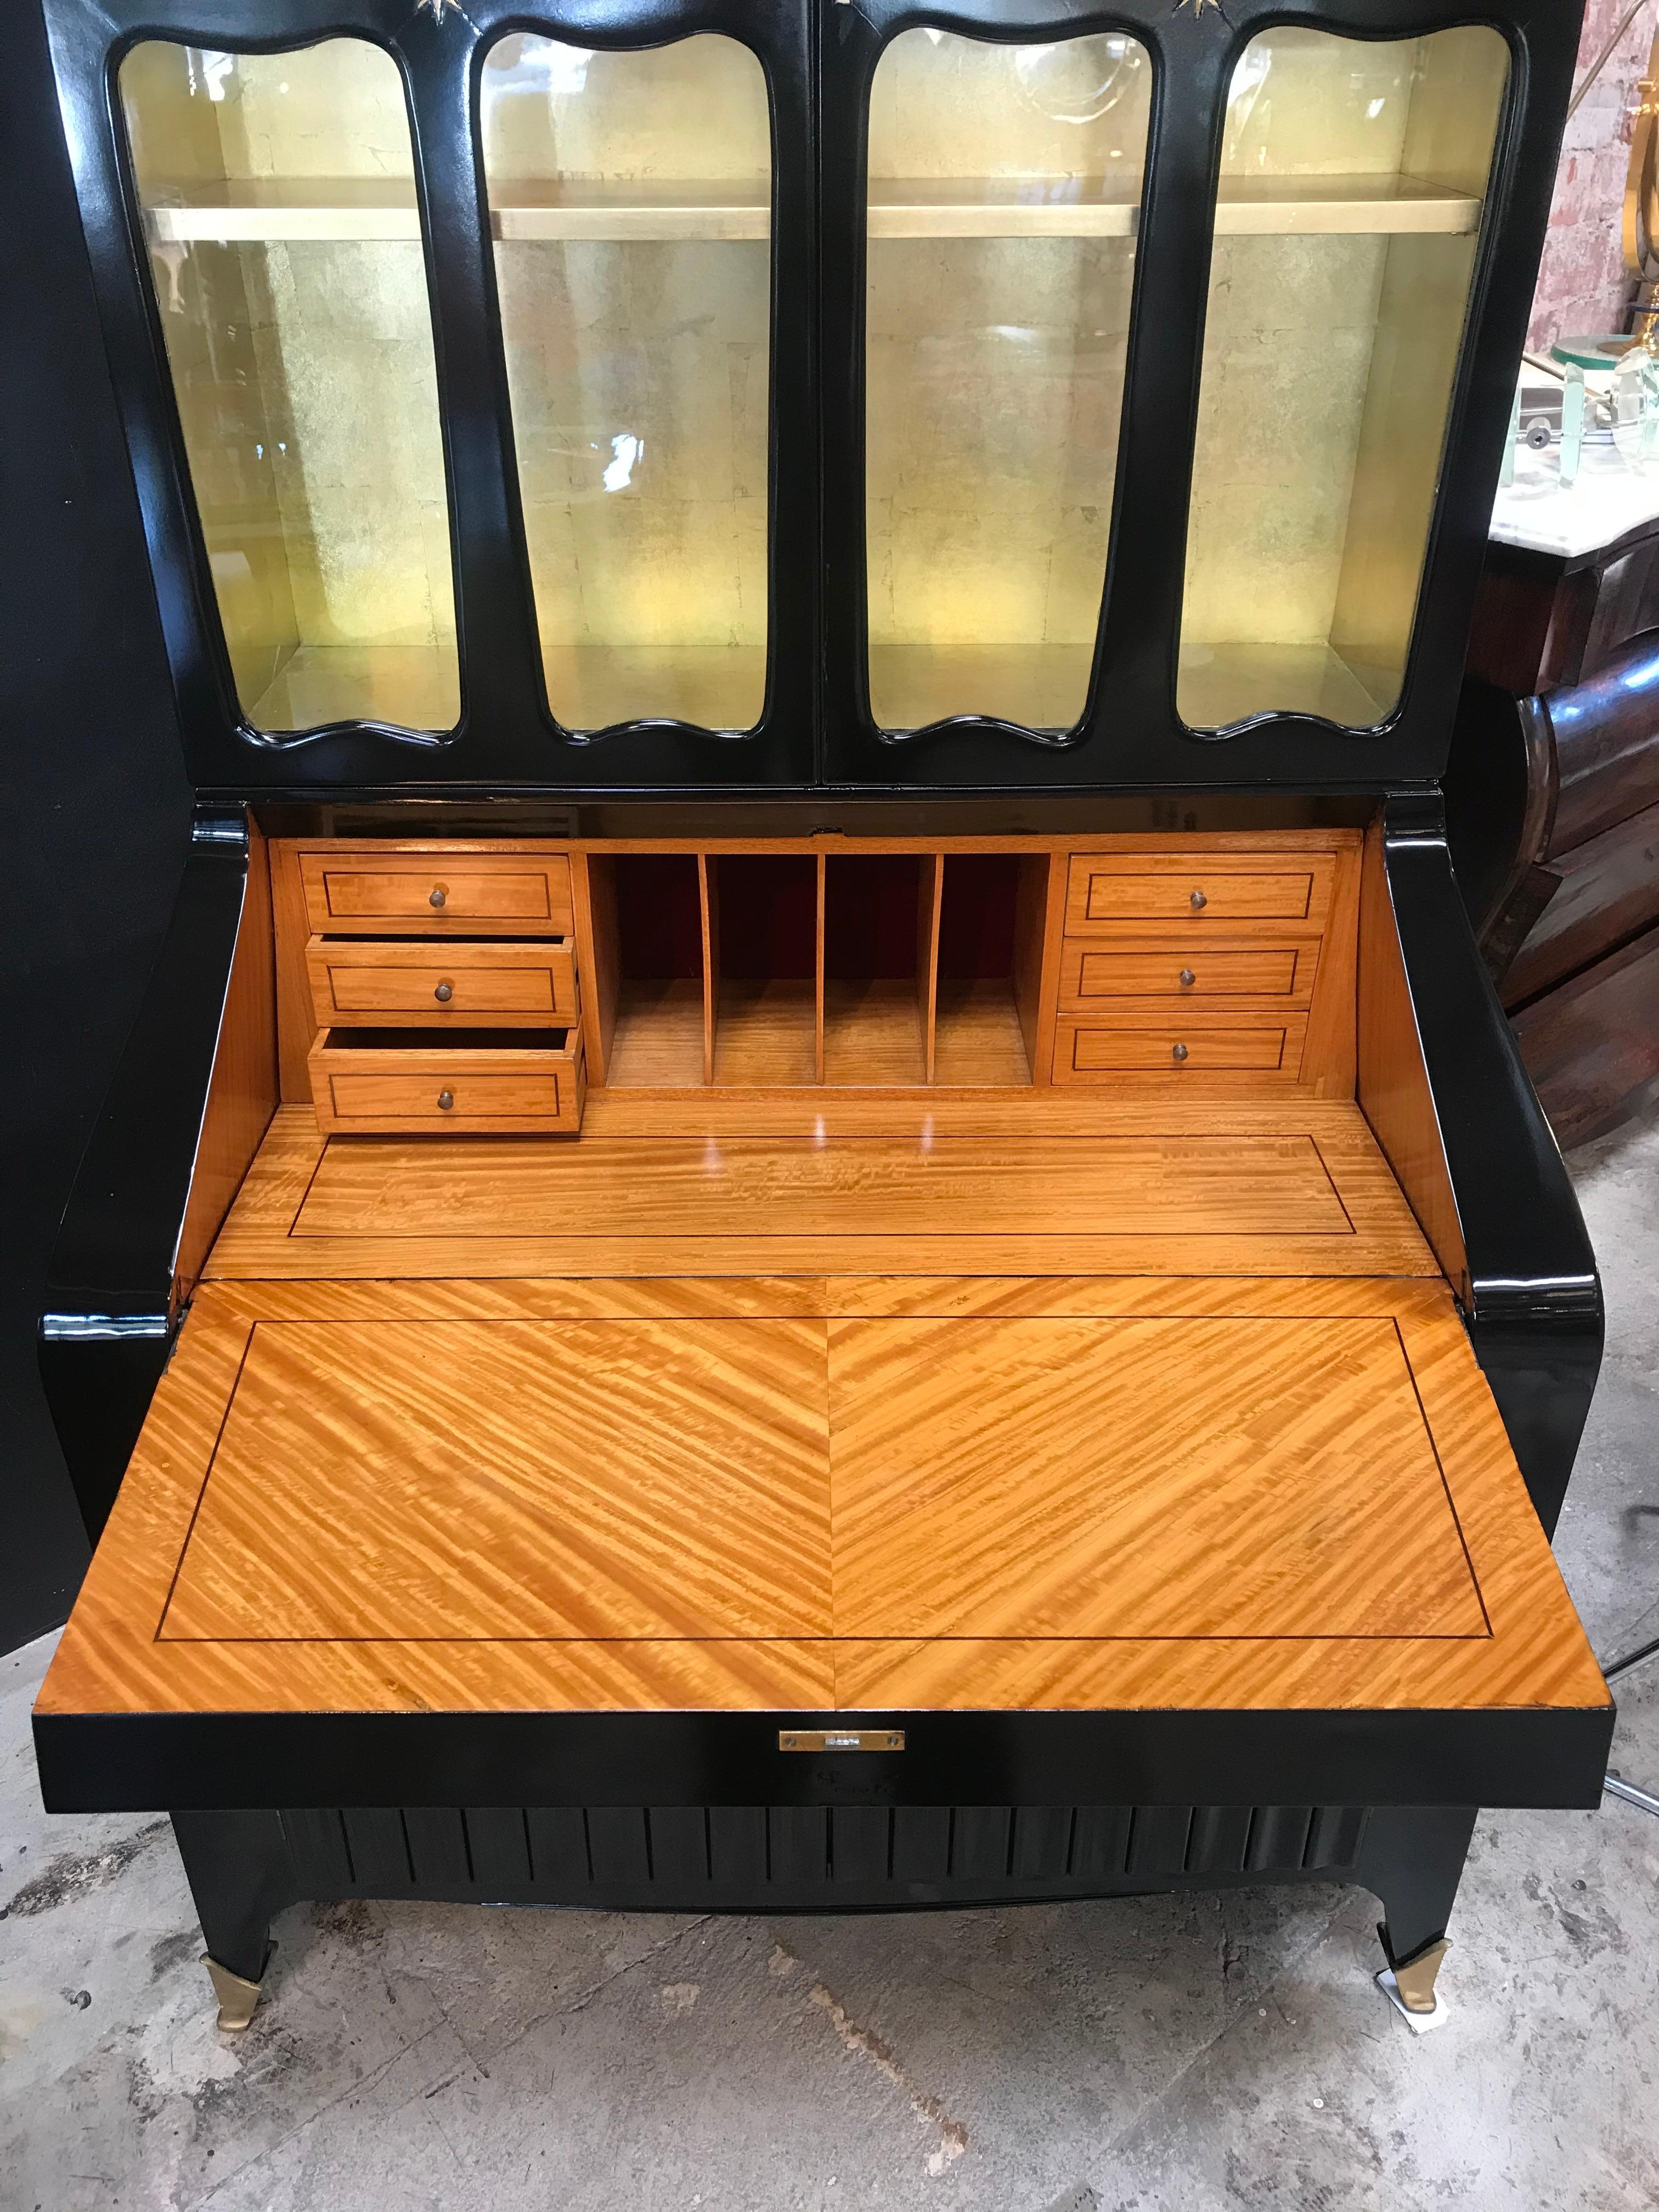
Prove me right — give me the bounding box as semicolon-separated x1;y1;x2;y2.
3;1115;1658;2212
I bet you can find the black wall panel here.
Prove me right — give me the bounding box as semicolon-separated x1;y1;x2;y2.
0;0;191;1650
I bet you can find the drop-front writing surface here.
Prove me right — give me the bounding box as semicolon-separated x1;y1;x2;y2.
865;30;1152;734
1178;26;1509;732
118;40;459;737
481;33;773;735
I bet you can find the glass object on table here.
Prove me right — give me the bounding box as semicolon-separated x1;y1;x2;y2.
1561;363;1587;488
864;29;1152;733
480;33;772;734
1177;26;1509;731
1611;341;1659;472
1499;383;1522;491
118;40;459;735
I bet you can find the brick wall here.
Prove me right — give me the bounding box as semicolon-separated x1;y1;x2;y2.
1527;0;1657;351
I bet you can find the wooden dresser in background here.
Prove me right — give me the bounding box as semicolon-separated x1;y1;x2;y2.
1449;489;1659;1146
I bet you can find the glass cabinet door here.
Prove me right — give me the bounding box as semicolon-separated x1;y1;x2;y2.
119;41;459;735
1177;27;1508;731
865;30;1152;734
480;34;772;735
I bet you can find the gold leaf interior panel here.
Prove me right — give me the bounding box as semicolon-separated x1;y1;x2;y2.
1177;26;1509;732
119;41;459;735
865;32;1152;733
481;35;772;733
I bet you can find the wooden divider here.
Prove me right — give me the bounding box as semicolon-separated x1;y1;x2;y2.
814;855;827;1086
917;854;943;1085
698;854;718;1088
581;844;1044;1091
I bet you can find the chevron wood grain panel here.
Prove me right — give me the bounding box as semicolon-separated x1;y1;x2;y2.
828;1627;1606;1712
163;1317;832;1643
827;1314;1485;1640
823;1274;1449;1321
832;1279;1605;1710
200;1277;833;1325
204;1106;1433;1281
37;1274;1605;1723
37;1295;834;1719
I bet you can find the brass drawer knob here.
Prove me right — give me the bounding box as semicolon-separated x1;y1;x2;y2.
1172;1042;1189;1063
434;980;454;1002
429;885;447;909
1189;888;1206;910
437;1089;455;1110
1178;968;1196;988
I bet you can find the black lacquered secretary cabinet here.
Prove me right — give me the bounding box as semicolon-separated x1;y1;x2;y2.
29;0;1613;2035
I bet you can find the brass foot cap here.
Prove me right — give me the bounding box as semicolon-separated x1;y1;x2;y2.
1390;1936;1451;2015
203;1954;263;2033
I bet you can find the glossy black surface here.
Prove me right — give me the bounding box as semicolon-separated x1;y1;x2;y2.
39;0;1582;795
172;1810;287;1983
33;1700;1613;1818
1;0;196;1650
165;1799;1462;1958
165;1798;1471;1974
1381;795;1604;1535
38;808;251;1543
44;0;817;794
1445;674;1534;936
819;0;1575;791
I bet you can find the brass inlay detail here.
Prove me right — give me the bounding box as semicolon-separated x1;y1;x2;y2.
779;1729;906;1753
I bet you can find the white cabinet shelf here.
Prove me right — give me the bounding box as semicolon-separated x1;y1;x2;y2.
145;172;1480;246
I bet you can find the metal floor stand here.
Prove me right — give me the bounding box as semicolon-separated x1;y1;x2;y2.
1602;1629;1659;1819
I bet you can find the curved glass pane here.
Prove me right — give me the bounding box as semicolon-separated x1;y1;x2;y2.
1177;26;1508;731
119;40;459;735
481;33;771;733
865;31;1152;733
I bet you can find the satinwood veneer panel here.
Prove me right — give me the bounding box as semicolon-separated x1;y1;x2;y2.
828;1315;1484;1639
162;1317;832;1644
37;1275;1605;1722
205;1104;1433;1282
298;1131;1347;1239
176;821;278;1293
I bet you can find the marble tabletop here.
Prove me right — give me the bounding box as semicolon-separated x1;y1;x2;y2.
1490;437;1659;560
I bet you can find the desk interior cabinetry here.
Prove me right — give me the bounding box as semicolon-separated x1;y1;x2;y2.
272;831;1361;1120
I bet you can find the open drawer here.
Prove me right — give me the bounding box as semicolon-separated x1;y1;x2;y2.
308;1026;585;1135
34;1270;1611;1815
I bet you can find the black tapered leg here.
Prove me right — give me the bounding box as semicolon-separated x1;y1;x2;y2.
1358;1805;1479;1966
171;1810;296;1985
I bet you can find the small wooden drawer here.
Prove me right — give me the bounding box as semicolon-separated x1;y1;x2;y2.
1058;943;1316;1008
309;1028;585;1135
306;936;579;1026
1052;1014;1308;1082
301;851;573;935
1065;853;1333;933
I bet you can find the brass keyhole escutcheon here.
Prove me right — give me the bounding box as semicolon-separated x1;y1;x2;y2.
429;885;448;909
437;1089;455;1110
1178;968;1196;988
434;980;454;1002
1189;888;1206;910
1172;1042;1189;1063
